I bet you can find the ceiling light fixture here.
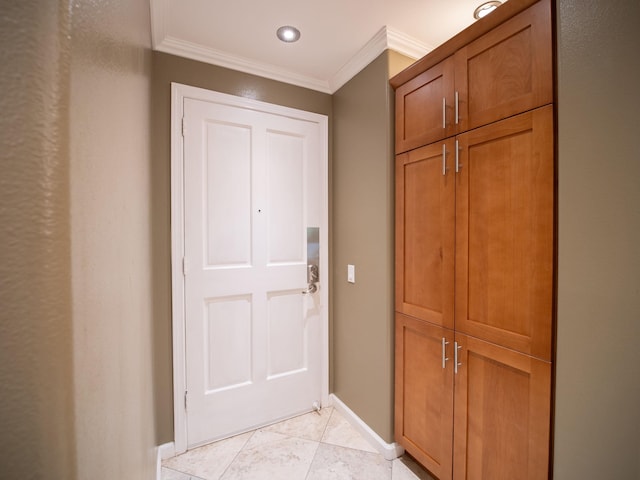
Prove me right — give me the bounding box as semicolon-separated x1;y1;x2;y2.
276;26;301;43
473;1;502;19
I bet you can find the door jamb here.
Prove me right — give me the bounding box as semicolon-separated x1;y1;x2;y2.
170;82;330;454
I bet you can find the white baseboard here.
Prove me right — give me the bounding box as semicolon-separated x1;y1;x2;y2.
329;394;404;461
156;442;176;479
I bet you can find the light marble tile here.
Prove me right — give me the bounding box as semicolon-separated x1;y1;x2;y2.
321;409;378;453
162;431;252;480
307;442;392;480
220;430;319;480
260;407;332;441
392;456;436;480
161;466;205;480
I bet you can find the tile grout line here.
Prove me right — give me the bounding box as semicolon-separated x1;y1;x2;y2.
216;429;256;480
303;407;334;480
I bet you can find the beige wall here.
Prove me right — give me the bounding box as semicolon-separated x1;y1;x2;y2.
151;52;333;443
555;0;640;478
1;0;158;478
69;0;157;477
331;50;411;442
0;2;75;477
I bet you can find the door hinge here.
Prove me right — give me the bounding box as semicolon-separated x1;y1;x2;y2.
184;390;188;410
182;257;187;275
181;117;186;137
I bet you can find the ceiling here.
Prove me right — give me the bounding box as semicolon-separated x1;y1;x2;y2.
150;0;497;93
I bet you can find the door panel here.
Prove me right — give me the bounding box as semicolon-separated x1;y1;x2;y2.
453;334;551;480
455;0;553;132
455;106;554;360
396;140;455;329
395;57;455;153
395;313;454;480
183;96;326;447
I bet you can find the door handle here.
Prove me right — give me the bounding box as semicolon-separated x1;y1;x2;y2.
302;265;319;294
302;227;320;295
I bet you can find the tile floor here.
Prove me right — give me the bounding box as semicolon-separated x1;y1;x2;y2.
162;407;435;480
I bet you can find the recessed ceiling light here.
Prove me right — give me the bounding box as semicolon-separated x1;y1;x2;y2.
276;26;301;43
473;1;502;19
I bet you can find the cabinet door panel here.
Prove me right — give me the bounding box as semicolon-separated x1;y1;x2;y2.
396;141;455;329
453;334;551;480
455;106;554;360
395;57;455;153
395;314;454;480
455;0;552;132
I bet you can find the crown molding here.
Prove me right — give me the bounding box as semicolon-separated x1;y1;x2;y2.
150;0;432;94
155;36;332;93
328;26;432;92
386;27;434;60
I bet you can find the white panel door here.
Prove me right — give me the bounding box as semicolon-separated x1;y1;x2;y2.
182;94;326;448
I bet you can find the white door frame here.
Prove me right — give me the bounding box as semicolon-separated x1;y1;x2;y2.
170;82;329;454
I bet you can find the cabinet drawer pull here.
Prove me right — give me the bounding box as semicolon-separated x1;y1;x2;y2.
442;144;447;176
455;139;460;173
454;341;462;374
442;337;450;368
442;97;446;129
455;91;459;125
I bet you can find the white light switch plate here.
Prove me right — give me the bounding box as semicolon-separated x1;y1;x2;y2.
347;264;355;283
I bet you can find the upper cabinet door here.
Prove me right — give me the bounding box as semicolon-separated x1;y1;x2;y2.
455;0;553;133
455;105;554;361
396;139;456;329
395;57;455;154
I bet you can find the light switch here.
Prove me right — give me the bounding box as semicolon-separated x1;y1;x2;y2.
347;264;355;283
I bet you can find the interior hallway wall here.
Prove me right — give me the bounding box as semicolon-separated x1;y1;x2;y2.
0;0;159;478
0;2;75;477
69;0;157;477
331;50;413;443
151;51;332;443
555;1;640;478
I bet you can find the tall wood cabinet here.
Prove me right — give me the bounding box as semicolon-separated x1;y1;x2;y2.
392;1;555;479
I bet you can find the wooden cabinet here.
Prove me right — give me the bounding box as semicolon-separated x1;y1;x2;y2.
452;334;552;480
395;139;455;329
454;0;553;134
395;313;454;480
394;0;552;154
455;105;554;360
395;317;552;480
393;1;554;479
395;57;455;153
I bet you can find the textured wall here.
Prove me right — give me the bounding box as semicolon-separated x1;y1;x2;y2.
151;51;333;443
0;1;76;478
69;0;157;478
555;0;640;478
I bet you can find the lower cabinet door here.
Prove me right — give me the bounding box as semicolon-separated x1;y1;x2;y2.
453;333;552;480
395;313;454;480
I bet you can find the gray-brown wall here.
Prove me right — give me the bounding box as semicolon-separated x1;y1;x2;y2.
69;0;157;477
151;52;333;443
555;1;640;478
1;0;158;478
0;2;75;477
331;50;413;443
